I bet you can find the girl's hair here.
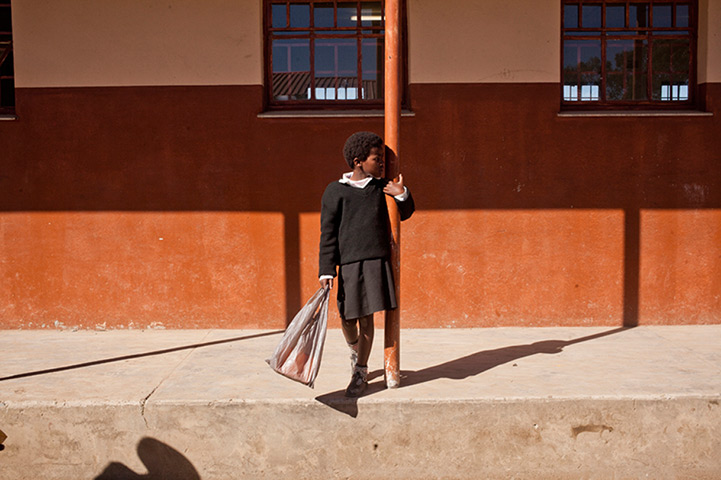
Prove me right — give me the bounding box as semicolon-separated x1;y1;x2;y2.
343;131;383;168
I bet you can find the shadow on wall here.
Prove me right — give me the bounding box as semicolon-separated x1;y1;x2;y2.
2;86;720;327
95;437;200;480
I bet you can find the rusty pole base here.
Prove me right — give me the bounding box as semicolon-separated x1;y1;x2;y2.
384;308;400;388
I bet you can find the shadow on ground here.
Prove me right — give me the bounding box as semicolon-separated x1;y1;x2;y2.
95;437;199;480
0;331;283;382
316;327;631;417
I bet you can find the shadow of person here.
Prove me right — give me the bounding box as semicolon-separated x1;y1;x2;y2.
94;437;200;480
315;370;386;418
315;327;631;417
401;327;630;388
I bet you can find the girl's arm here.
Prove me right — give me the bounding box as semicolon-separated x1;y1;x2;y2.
383;173;406;197
319;188;341;279
384;174;415;221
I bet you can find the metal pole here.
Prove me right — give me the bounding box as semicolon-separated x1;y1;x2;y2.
384;0;401;389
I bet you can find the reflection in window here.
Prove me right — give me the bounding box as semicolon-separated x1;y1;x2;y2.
562;0;695;107
266;0;399;107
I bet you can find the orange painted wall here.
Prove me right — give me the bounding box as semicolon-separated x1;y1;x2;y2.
1;83;720;329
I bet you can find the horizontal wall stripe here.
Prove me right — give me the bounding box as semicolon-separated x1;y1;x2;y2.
1;83;719;328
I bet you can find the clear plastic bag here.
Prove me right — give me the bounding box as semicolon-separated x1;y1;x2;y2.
266;286;330;388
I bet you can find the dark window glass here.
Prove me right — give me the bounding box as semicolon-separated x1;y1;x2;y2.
653;4;673;27
0;48;11;76
630;4;649;27
362;37;383;99
0;2;13;113
361;2;383;28
564;4;579;28
337;2;358;27
676;4;689;27
582;5;602;28
272;4;287;28
563;40;601;101
314;2;335;27
1;78;14;107
290;4;310;28
652;38;690;100
606;5;626;28
606;39;648;100
0;6;11;32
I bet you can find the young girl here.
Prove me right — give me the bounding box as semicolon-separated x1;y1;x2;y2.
319;131;415;397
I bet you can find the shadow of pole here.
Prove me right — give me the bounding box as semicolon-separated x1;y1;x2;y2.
624;207;640;327
0;330;283;382
284;210;302;327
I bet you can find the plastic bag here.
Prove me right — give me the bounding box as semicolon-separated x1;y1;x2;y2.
266;286;330;388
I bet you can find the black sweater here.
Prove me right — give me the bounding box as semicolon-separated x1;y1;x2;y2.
319;178;415;277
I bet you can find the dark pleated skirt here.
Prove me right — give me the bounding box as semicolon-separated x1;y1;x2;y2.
337;258;397;320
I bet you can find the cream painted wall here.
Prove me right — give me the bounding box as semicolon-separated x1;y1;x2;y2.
699;0;721;83
12;0;263;87
408;0;560;84
9;0;720;88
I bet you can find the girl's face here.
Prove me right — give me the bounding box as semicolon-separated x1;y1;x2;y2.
356;147;385;178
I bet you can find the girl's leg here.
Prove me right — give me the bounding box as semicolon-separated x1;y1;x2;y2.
356;314;374;367
344;314;373;397
341;318;360;373
341;318;359;345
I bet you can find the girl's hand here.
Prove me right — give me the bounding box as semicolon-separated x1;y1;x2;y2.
384;174;405;197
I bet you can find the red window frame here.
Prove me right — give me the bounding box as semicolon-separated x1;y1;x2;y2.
561;0;697;110
263;0;408;110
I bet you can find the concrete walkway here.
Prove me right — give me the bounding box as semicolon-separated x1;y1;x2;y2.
1;326;720;479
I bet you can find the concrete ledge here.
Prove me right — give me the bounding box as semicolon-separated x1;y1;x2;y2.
2;397;720;479
1;327;720;479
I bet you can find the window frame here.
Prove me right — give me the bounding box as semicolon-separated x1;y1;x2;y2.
262;0;408;111
0;0;14;115
560;0;698;110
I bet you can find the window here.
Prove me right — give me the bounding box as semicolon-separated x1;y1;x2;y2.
264;1;406;109
0;0;14;114
562;1;696;109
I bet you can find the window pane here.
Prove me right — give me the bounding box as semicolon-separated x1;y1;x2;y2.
652;4;672;27
676;4;689;27
1;78;14;107
606;39;648;100
315;38;358;100
290;3;310;28
271;3;287;29
314;2;334;28
0;7;11;33
361;2;383;28
337;2;358;28
582;5;602;28
564;4;579;28
563;40;601;101
606;5;625;28
654;75;688;100
272;39;310;100
630;4;649;27
0;47;12;76
653;38;690;101
362;38;383;99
